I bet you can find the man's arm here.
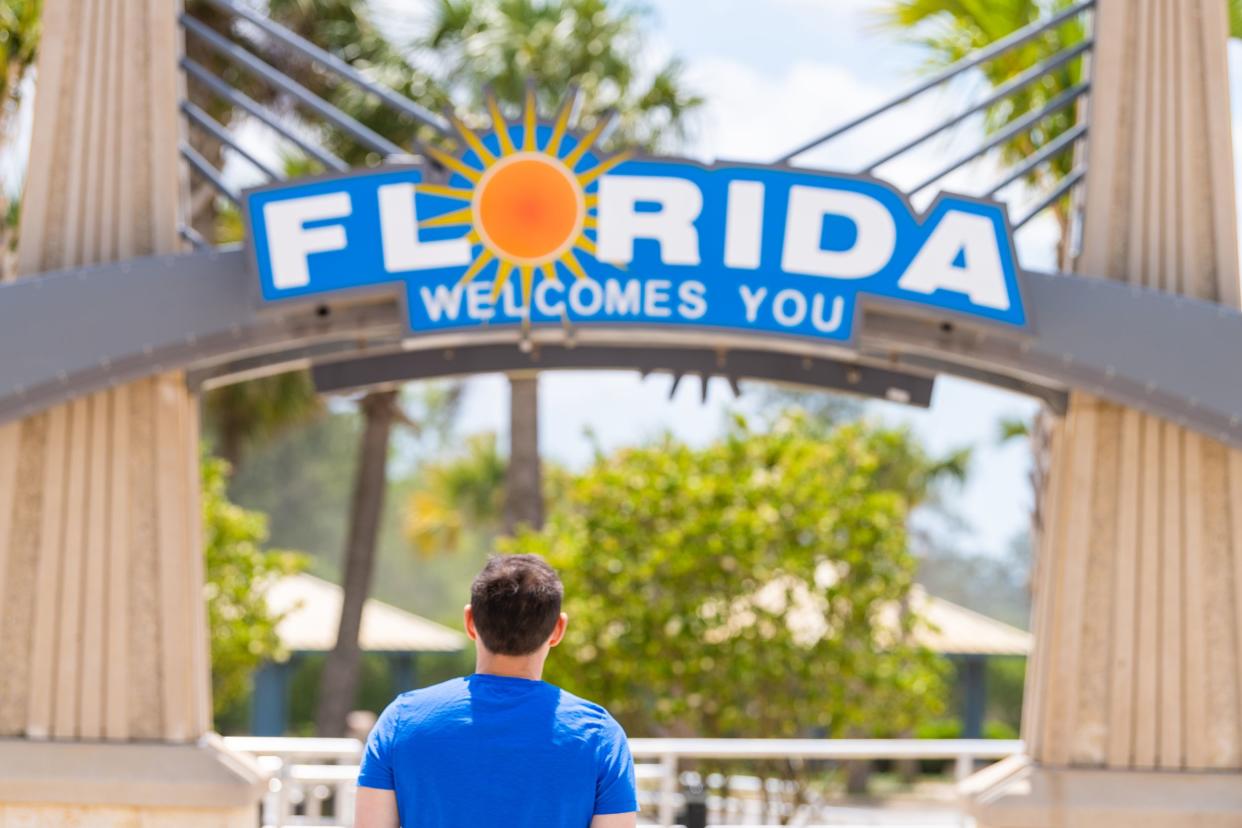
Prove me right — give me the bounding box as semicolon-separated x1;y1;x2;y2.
590;812;637;828
355;787;400;828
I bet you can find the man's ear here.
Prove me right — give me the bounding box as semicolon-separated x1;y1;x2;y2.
548;612;569;648
463;604;478;642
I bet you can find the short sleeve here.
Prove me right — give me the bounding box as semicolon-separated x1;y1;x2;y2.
357;700;400;790
594;717;637;815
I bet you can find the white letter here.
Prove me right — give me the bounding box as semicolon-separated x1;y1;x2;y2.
264;193;351;290
898;210;1011;310
811;294;844;333
502;281;526;318
597;175;702;265
678;281;707;319
419;284;463;322
781;186;895;279
535;279;566;316
644;279;672;317
466;281;494;320
379;183;472;272
569;279;603;315
725;180;764;269
739;285;767;322
604;279;643;315
773;289;807;327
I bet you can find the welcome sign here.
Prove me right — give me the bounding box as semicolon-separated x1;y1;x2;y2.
245;101;1027;344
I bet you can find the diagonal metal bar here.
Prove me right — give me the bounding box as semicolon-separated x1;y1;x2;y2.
863;39;1092;174
181;14;404;158
195;0;450;137
908;81;1089;197
1013;165;1086;229
986;121;1087;198
182;57;349;172
181;142;241;205
775;0;1094;163
179;224;209;251
181;100;284;181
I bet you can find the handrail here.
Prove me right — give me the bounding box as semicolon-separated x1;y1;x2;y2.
775;0;1095;163
195;0;450;136
181;13;405;158
224;735;1023;828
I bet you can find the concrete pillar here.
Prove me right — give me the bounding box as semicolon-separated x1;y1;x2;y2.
0;0;262;823
968;0;1242;823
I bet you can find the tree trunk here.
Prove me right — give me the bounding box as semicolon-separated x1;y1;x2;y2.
315;389;398;737
505;373;543;533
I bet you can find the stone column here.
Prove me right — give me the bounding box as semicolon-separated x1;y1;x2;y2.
968;0;1242;824
0;1;262;823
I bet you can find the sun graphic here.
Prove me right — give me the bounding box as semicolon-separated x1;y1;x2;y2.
416;88;632;310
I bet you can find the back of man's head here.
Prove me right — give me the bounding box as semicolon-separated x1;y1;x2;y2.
469;554;564;656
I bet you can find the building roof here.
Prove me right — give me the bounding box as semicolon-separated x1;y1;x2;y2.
725;573;1033;657
904;586;1032;656
265;574;467;654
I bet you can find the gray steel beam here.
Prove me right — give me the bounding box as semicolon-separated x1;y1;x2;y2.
310;345;936;407
5;250;1242;450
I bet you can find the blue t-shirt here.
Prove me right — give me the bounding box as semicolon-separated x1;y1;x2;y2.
358;674;637;827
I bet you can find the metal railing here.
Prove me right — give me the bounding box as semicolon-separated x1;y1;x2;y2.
178;0;1094;242
223;736;1023;828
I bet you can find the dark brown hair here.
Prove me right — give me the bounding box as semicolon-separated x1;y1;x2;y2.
469;554;564;656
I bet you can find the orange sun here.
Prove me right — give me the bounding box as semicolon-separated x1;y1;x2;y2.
417;87;631;308
474;152;585;266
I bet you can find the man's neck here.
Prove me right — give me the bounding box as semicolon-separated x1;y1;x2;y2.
474;653;545;681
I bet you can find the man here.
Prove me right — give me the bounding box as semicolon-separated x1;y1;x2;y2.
355;554;638;828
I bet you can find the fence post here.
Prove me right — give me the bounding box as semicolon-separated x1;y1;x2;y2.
658;753;678;827
955;752;974;784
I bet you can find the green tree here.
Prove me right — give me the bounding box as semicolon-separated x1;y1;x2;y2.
508;415;949;744
202;455;306;719
419;0;703;534
0;0;41;280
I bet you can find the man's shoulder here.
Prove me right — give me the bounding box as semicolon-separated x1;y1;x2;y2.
548;685;626;737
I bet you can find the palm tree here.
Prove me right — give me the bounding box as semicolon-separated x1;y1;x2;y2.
418;0;703;533
0;0;41;281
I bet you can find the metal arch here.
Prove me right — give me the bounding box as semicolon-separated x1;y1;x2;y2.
308;345;936;407
5;250;1242;447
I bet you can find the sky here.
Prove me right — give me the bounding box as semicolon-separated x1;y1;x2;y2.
7;1;1242;556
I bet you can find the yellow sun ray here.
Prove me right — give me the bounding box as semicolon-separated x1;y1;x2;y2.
544;88;580;157
467;229;482;244
574;236;597;256
491;260;514;299
562;109;617;169
486;91;516;156
425;146;482;183
585;194;598;209
458;250;495;286
583;215;597;229
448;112;495;165
519;265;535;306
522;85;538;152
558;250;589;281
416;183;474;201
418;206;473;229
577;150;634;187
541;263;559;284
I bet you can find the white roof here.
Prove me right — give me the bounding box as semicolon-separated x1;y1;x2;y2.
903;586;1032;656
711;574;1032;657
266;574;467;653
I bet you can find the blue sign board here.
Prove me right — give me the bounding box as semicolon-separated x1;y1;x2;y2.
245;121;1026;344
